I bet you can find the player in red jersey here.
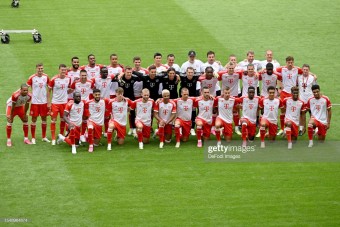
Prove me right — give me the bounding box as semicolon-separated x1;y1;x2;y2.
57;92;84;154
215;87;239;145
130;89;155;150
154;89;177;148
67;56;81;101
282;87;306;149
173;88;195;148
84;89;109;152
26;63;50;144
238;86;260;148
106;87;133;150
48;64;71;145
80;54;103;80
306;85;332;147
259;86;284;148
6;84;32;146
194;87;216;147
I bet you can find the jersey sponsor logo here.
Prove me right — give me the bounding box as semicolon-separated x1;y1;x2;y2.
102;82;107;88
224;103;229;109
249;103;254;109
76;107;82;114
61;84;66;90
142;107;148;113
81;88;86;94
291;105;297;112
169;85;175;90
265;80;271;85
315;105;321;112
95;107;101;112
118;107;124;113
269;106;274;111
287;74;292;79
162;109;169;115
228;78;234;84
183;105;189;111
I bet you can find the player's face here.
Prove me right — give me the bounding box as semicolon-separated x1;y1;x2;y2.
247;54;254;63
168;70;176;80
72;59;79;69
181;90;189;100
116;92;124;101
186;69;194;79
227;65;235;74
134;60;141;68
203;89;210;99
142;91;149;101
189;55;195;62
229;56;237;64
93;92;101;101
205;69;214;79
36;66;44;76
74;93;81;104
312;89;320;99
268;89;275;100
223;89;230;99
162;92;170;102
292;90;299;100
208;54;215;64
80;72;87;82
167;57;175;65
302;66;310;76
266;68;273;75
286;60;294;69
154;56;162;65
101;69;108;79
59;67;67;77
125;69;133;80
110;56;118;65
21;87;29;96
247;66;255;75
149;69;157;78
248;89;255;99
88;56;96;65
266;51;273;61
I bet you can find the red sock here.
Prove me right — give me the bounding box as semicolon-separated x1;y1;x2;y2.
215;129;221;141
6;124;12;139
260;127;266;142
285;127;292;142
196;127;203;141
242;124;247;141
107;129;113;144
280;114;285;130
88;128;93;145
308;126;314;140
137;130;143;142
42;122;47;138
51;122;56;140
212;116;216;127
60;121;66;135
104;118;109;133
81;121;87;135
158;126;164;142
174;126;181;142
23;123;29;138
31;123;36;139
233;113;239;127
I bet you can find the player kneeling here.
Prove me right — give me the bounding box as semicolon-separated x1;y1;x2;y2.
107;88;133;150
57;92;84;154
306;85;332;147
154;90;176;148
282;87;306;149
259;86;284;148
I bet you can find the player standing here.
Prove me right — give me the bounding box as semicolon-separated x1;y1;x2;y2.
180;50;204;77
48;64;71;145
26;63;50;144
306;85;332;147
165;54;181;72
107;54;124;99
70;69;94;102
154;90;177;148
67;56;81;101
6;84;32;146
80;54;103;80
57;92;84;154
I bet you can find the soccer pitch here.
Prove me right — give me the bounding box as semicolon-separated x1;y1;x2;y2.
0;0;339;226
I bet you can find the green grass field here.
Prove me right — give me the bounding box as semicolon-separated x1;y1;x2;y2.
1;0;339;226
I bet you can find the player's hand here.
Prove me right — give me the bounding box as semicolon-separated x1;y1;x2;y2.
155;98;162;104
7;116;13;123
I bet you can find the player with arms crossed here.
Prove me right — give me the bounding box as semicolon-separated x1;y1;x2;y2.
306;85;332;148
57;92;84;154
106;87;133;150
194;87;216;148
130;89;155;150
238;86;261;148
259;86;284;148
6;84;32;146
153;89;177;148
282;87;306;149
173;88;195;148
215;87;239;145
26;63;50;144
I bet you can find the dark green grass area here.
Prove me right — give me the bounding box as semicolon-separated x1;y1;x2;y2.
0;0;339;226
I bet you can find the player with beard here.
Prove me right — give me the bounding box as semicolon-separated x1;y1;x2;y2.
70;69;94;102
107;54;124;99
57;92;84;154
282;87;306;149
67;56;81;101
